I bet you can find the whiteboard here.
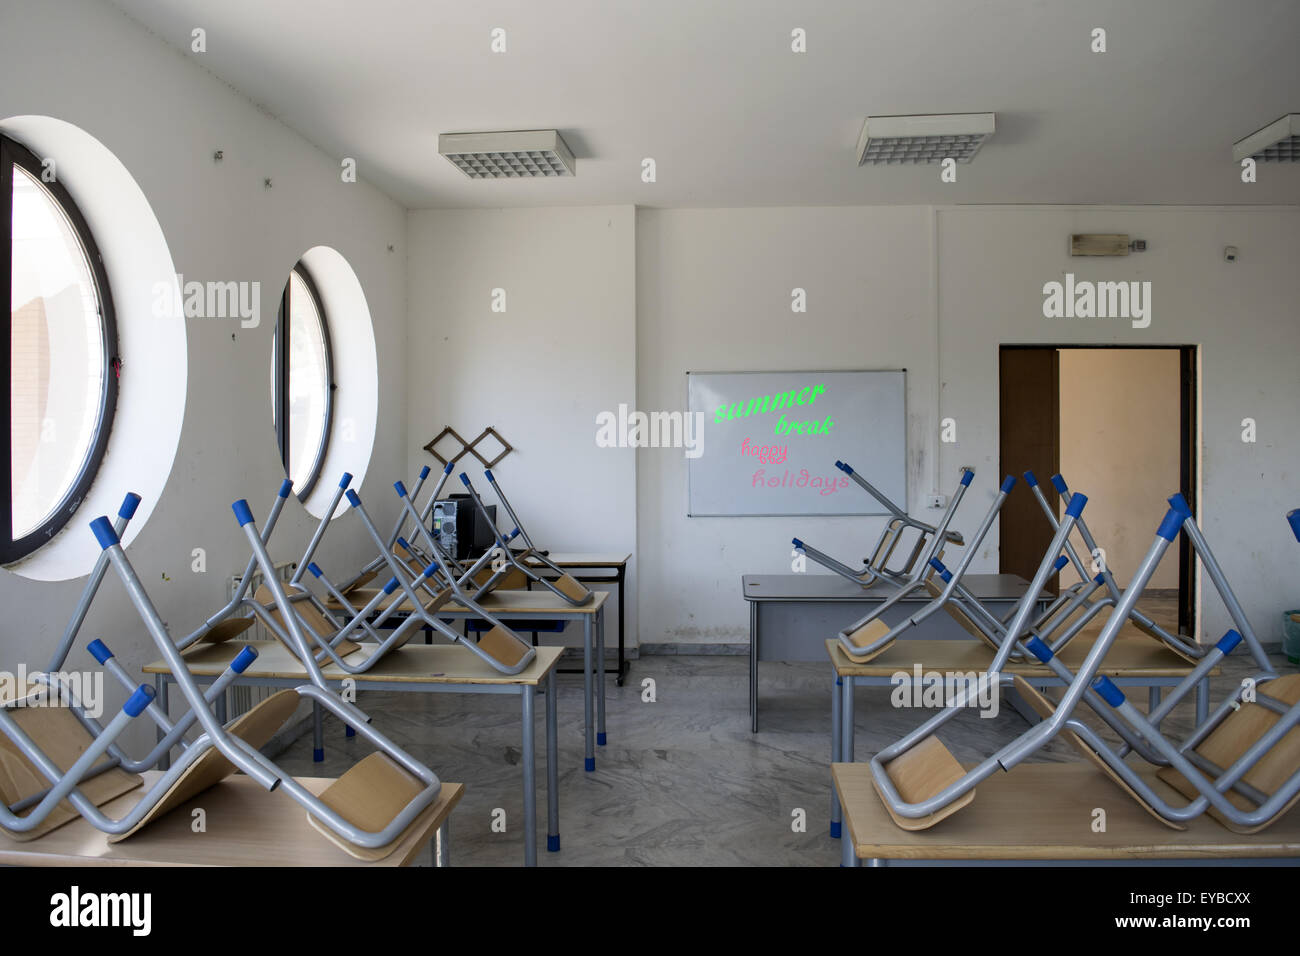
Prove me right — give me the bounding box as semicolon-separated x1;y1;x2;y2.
686;370;906;517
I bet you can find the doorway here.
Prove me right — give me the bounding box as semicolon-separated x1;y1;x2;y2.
999;345;1197;637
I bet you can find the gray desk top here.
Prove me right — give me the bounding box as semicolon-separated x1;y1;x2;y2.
741;573;1052;603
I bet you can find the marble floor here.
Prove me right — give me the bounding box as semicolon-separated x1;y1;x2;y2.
273;593;1294;866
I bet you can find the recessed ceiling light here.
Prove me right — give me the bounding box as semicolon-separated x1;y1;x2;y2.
856;113;996;166
439;129;575;179
1233;114;1300;163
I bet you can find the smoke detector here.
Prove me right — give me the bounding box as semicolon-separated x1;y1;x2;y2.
439;129;575;179
856;113;996;166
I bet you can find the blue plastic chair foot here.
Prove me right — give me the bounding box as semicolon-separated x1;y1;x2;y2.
345;724;355;737
830;821;842;839
313;747;325;763
597;732;607;746
584;757;595;772
547;835;561;852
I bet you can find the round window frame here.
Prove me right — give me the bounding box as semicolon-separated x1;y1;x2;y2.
273;261;335;502
1;132;119;564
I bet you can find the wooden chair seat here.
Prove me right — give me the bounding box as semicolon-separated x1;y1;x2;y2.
1012;675;1183;829
923;579;1002;652
872;735;975;831
254;586;360;658
198;617;255;644
342;570;378;593
306;751;427;861
553;572;592;603
108;688;301;843
476;625;532;668
841;618;894;663
0;692;142;841
1130;618;1199;664
1157;674;1300;834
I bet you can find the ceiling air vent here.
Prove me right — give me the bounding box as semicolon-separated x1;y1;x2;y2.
439;129;575;179
856;113;995;166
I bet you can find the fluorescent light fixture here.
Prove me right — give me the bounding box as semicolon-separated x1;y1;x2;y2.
856;113;995;166
438;129;575;179
1233;114;1300;163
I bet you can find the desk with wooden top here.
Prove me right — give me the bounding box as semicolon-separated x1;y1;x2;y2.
144;642;562;866
324;589;610;775
743;573;1052;732
522;552;632;685
0;771;464;867
832;760;1300;866
825;634;1217;839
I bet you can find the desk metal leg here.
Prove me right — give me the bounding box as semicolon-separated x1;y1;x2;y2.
583;616;595;771
830;672;842;838
312;702;324;763
840;799;857;867
841;676;855;764
750;601;759;733
1148;686;1161;714
596;606;607;747
616;564;628;686
522;685;537;867
546;667;560;852
154;675;170;771
433;821;450;867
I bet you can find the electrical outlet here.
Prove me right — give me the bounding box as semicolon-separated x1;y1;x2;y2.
927;494;947;509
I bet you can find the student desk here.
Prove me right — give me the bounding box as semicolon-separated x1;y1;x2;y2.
523;552;632;685
0;771;464;867
742;573;1051;731
832;761;1300;867
826;634;1217;839
324;589;611;775
144;642;561;866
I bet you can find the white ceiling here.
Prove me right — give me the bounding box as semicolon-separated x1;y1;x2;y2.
107;0;1300;209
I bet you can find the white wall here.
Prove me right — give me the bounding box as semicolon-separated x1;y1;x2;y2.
405;206;637;648
0;0;408;745
637;206;940;645
937;206;1300;644
1059;349;1181;590
636;204;1300;648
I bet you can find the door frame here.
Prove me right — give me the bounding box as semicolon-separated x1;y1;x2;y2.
999;344;1198;638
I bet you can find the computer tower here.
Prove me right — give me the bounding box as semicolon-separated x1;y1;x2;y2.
431;495;496;560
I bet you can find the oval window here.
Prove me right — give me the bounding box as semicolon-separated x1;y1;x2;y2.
271;264;333;498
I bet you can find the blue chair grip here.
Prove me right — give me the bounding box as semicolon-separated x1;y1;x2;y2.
1065;492;1087;519
278;478;294;498
1025;636;1053;663
792;538;804;549
345;489;361;508
1216;630;1243;655
839;461;854;475
87;639;113;664
1168;493;1191;515
459;473;470;486
1288;509;1300;543
419;465;431;480
231;645;259;674
1000;475;1016;494
231;499;254;527
124;685;157;718
1053;555;1069;571
118;493;142;520
338;472;353;489
929;557;947;574
508;528;521;539
1156;507;1186;542
423;563;439;578
383;577;399;595
394;480;408;498
1092;676;1125;707
308;562;323;578
1050;474;1068;494
485;469;495;482
444;461;455;474
1093;572;1106;585
960;469;974;487
90;516;118;549
397;537;410;551
1023;470;1038;487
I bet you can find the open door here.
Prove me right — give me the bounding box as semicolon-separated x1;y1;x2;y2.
998;347;1060;591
